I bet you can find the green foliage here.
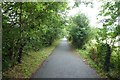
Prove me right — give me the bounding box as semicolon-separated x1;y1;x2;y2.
73;0;120;78
69;13;90;48
89;47;97;61
3;40;60;78
95;0;120;78
2;2;67;70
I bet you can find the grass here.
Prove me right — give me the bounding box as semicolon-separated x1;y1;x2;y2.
76;49;108;78
3;39;60;78
68;40;119;79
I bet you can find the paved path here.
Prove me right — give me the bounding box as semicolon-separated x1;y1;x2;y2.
32;38;99;78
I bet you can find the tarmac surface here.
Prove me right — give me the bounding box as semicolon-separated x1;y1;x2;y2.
32;38;99;78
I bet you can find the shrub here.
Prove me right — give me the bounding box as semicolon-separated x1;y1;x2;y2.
69;13;90;48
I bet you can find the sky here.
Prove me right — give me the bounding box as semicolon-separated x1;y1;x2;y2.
67;0;103;28
67;0;120;46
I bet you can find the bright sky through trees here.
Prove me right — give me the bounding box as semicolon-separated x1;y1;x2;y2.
67;0;103;28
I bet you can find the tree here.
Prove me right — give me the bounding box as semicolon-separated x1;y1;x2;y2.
96;0;120;75
69;13;90;48
2;2;68;70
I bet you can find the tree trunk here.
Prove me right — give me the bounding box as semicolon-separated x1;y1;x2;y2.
17;44;24;63
104;44;112;72
17;2;23;63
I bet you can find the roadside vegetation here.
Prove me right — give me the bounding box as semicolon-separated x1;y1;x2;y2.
2;0;120;79
67;0;120;79
3;40;60;78
2;2;67;78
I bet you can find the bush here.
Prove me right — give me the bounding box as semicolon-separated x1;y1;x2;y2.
89;47;97;61
69;13;90;48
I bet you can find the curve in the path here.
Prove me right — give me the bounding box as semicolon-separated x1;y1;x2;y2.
31;38;99;78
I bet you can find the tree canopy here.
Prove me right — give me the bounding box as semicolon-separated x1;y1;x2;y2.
2;2;68;70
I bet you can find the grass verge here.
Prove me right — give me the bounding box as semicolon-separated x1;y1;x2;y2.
75;49;108;78
3;39;60;78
